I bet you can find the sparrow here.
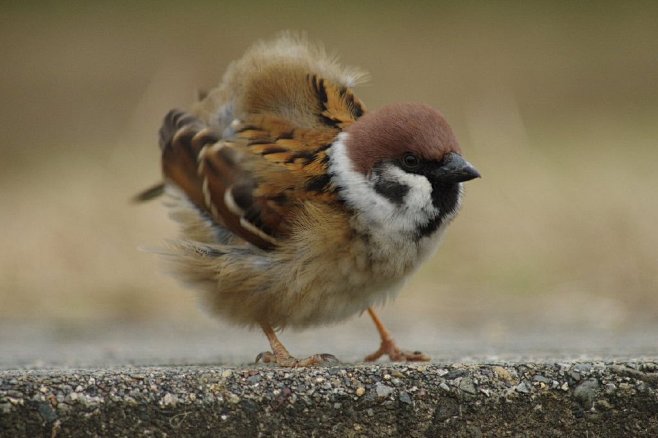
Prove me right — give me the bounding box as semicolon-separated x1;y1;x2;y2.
136;34;480;367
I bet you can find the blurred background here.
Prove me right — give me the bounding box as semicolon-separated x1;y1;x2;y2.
1;1;657;364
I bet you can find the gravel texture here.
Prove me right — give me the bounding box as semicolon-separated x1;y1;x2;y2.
2;361;658;437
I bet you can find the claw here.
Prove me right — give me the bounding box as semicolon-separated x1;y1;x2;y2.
254;351;339;367
257;323;339;368
365;339;430;362
319;353;339;363
255;351;276;364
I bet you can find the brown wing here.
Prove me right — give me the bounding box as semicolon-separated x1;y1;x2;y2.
161;75;365;250
208;119;336;247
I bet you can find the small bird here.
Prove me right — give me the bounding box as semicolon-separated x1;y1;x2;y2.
137;34;480;367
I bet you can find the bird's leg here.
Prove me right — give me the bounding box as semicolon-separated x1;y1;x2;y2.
255;323;338;367
364;307;431;362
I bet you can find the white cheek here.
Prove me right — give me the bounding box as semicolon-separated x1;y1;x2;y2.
328;133;391;220
381;165;434;214
328;133;439;235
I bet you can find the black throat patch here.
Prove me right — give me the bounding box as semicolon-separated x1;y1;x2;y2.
431;182;460;217
372;168;410;206
415;182;460;239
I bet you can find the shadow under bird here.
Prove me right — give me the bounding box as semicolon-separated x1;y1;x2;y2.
136;34;480;366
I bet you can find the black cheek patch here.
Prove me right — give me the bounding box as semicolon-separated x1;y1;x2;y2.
374;179;410;206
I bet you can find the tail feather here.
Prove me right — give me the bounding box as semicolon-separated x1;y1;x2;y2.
132;182;165;203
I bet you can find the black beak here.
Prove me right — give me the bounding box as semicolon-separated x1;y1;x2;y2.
432;152;480;183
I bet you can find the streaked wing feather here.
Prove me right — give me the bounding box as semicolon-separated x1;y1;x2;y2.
161;74;365;250
307;74;365;129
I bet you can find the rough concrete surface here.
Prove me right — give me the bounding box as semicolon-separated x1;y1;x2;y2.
2;361;658;437
2;322;658;436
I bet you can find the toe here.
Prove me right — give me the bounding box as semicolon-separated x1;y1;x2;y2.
256;352;339;367
367;339;431;362
400;350;431;362
296;353;340;367
364;349;385;362
255;351;276;364
319;353;339;363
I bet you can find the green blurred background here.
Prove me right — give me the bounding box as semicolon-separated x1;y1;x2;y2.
1;1;657;336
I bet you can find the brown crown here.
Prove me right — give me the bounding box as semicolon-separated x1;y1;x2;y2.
344;103;461;174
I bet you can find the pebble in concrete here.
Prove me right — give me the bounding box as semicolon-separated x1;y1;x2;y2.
1;362;658;436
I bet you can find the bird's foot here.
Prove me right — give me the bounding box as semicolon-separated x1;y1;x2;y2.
255;351;339;367
364;339;431;362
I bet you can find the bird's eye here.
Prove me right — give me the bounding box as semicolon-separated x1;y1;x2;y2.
401;153;420;170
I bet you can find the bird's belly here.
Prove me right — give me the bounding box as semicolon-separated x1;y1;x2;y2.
271;231;443;329
281;270;407;329
196;220;445;329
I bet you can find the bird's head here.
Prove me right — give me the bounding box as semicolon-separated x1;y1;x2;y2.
329;103;480;238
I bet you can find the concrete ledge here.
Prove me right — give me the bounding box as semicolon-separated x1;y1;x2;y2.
2;361;658;436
